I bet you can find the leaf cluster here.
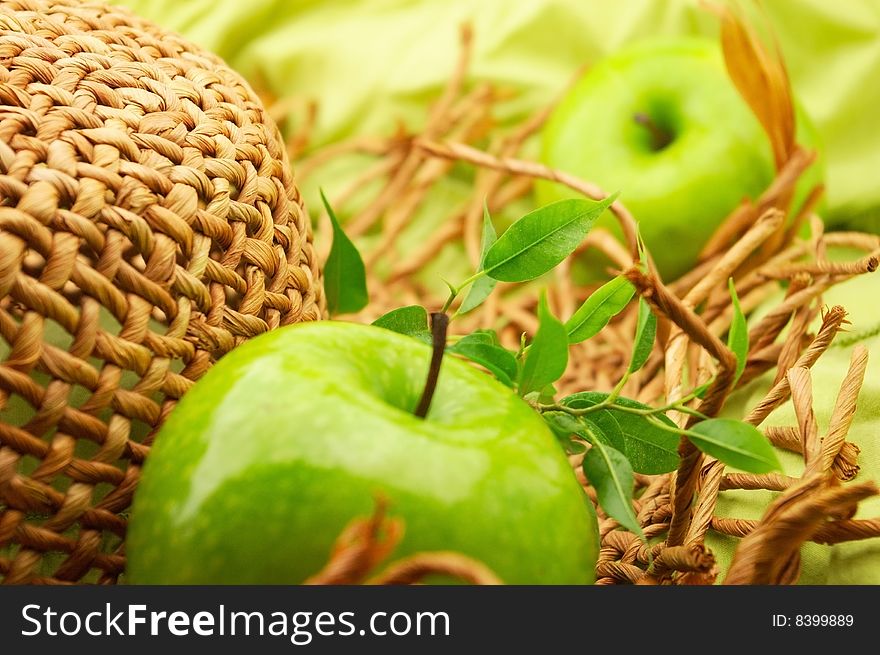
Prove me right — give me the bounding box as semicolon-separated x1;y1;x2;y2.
320;190;779;542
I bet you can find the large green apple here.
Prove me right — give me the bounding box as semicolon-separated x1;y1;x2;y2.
126;322;598;584
538;38;823;280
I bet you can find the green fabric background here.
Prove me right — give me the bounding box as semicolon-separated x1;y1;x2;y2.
111;0;880;229
106;0;880;581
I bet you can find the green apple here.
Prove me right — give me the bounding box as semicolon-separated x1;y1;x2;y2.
538;38;823;280
126;321;598;584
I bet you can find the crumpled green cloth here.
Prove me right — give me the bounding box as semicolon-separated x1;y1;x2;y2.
113;0;880;229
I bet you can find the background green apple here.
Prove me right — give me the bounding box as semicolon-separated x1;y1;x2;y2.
126;322;599;584
537;38;823;280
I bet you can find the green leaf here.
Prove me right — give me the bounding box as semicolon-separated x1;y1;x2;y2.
452;331;497;347
565;276;635;344
628;297;657;373
472;329;501;346
458;205;498;315
562;435;588;455
542;412;588;455
458;275;496;316
561;392;679;474
582;412;624;452
538;384;558;404
483;195;618;283
542;410;628;466
687;418;782;473
518;293;569;396
448;341;518;387
580;435;644;540
727;278;748;384
372;306;431;344
321;190;368;315
543;411;584;437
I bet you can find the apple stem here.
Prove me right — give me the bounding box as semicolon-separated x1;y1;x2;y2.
633;112;673;151
414;312;449;419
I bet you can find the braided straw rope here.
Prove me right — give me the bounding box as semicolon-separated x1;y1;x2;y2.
0;0;323;583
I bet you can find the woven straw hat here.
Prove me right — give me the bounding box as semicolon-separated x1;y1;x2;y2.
0;0;323;583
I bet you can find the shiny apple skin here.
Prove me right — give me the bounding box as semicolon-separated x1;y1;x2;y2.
538;38;822;280
126;322;599;584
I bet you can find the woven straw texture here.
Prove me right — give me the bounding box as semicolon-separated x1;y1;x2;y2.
0;0;323;584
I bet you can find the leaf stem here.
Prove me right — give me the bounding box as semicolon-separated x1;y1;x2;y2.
537;392;708;422
414;312;449;419
537;400;611;417
440;291;457;314
668;383;710;408
540;400;709;443
607;371;630;405
458;269;487;290
439;270;487;314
